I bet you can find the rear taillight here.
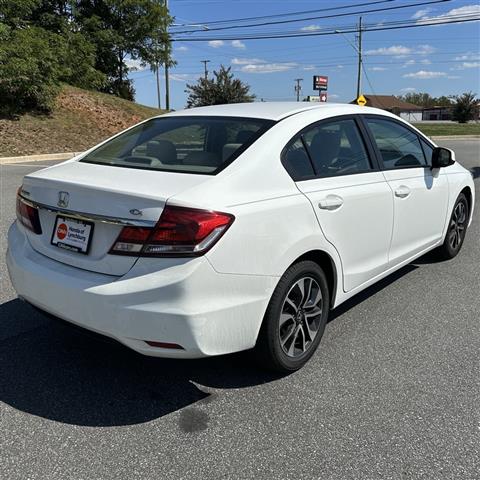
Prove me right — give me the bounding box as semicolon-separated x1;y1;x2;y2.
16;188;42;234
110;205;234;257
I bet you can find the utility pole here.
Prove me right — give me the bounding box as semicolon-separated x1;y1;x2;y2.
200;60;210;81
294;78;303;102
356;16;363;98
155;63;161;109
164;0;170;110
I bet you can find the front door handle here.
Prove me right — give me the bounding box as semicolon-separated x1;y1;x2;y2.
395;185;411;198
318;194;344;211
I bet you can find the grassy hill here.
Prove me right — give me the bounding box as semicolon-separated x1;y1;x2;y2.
0;85;163;157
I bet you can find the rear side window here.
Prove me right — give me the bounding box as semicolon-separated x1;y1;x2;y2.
365;118;427;168
302;118;372;177
283;139;315;180
81;116;274;174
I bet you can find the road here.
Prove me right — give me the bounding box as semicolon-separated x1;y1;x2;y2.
0;140;479;480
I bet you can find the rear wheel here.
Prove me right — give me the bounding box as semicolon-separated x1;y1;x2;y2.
436;193;469;260
256;261;330;372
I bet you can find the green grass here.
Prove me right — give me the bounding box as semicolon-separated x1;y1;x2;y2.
413;122;480;137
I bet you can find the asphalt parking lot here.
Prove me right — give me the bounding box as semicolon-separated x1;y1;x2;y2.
0;139;479;480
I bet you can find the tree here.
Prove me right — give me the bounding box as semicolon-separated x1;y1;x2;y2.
401;92;436;107
76;0;173;99
0;26;65;115
185;65;255;108
451;92;477;123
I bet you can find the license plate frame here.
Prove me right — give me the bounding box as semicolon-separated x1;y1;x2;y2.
51;215;94;255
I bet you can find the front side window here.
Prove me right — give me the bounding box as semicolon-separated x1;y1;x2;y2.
81;116;274;174
365;118;427;169
420;138;434;166
302;118;372;177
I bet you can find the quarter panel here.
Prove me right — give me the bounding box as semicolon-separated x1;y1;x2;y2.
205;192;342;280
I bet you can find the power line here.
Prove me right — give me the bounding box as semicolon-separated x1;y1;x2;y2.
171;0;449;34
172;14;480;42
171;0;394;27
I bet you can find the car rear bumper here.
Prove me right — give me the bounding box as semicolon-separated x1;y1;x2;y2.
6;222;277;358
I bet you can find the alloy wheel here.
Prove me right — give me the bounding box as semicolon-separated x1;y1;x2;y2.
449;200;467;250
278;276;323;358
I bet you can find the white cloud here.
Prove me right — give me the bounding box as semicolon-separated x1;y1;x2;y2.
454;52;480;61
403;70;446;79
231;57;265;65
411;8;432;20
301;24;321;31
240;62;298;73
170;73;196;82
420;58;432;65
416;45;436;55
416;4;480;25
402;59;416;68
231;40;246;49
302;65;316;71
337;65;344;69
447;75;461;79
369;66;386;71
366;44;435;57
366;45;411;56
458;61;480;69
176;46;188;52
208;40;224;48
400;87;417;92
329;94;340;99
125;58;146;72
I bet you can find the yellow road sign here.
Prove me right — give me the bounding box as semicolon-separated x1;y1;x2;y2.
356;94;367;106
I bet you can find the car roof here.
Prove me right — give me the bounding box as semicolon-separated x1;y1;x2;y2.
162;102;390;122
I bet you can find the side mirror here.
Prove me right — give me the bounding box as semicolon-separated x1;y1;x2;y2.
432;147;455;169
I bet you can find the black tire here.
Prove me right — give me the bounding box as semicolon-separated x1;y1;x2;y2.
255;260;330;372
435;193;469;260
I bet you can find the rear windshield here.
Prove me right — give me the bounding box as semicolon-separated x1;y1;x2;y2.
80;116;274;174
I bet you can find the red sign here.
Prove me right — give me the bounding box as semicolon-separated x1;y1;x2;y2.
56;223;68;240
319;92;328;102
313;75;328;91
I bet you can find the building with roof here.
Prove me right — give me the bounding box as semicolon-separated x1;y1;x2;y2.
350;95;423;122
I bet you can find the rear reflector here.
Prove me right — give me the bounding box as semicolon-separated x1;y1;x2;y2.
110;205;234;257
145;341;184;350
16;188;42;234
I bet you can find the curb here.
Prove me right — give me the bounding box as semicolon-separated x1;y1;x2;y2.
431;135;480;140
0;152;83;165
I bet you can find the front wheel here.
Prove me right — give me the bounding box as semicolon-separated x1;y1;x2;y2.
436;193;469;260
255;260;330;372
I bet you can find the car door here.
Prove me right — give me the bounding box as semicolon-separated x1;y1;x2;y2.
362;116;449;265
283;116;394;293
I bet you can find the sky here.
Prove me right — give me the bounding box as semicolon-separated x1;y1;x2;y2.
128;0;480;110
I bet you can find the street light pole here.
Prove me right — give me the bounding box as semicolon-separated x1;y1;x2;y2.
335;16;363;99
356;16;363;98
164;0;170;110
294;78;303;102
155;63;161;109
201;60;210;81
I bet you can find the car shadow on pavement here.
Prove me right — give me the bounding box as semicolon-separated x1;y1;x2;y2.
470;166;480;179
0;298;283;427
0;260;426;428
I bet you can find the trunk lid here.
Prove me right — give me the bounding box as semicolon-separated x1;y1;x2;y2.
21;161;210;275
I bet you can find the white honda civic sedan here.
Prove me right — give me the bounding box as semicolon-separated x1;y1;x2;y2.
7;103;474;371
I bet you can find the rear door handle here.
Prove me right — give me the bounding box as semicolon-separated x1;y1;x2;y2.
395;185;411;198
318;194;344;211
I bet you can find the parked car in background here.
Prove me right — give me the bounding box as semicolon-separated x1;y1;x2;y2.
7;103;474;371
